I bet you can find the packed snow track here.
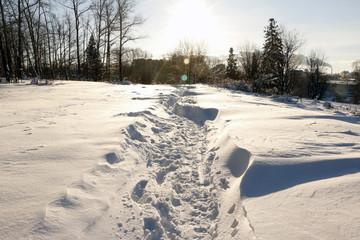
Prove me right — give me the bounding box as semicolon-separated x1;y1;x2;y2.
22;85;255;240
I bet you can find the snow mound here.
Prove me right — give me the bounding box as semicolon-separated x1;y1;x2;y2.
180;90;199;96
205;132;256;239
211;133;253;180
159;89;218;126
172;103;218;125
226;147;252;178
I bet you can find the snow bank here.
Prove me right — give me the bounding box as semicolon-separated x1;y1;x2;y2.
205;131;256;239
172;103;218;125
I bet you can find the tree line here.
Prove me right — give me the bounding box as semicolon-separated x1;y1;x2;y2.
0;0;144;82
129;18;360;101
0;2;359;102
227;18;330;99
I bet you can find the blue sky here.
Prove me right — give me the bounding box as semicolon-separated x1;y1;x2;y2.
133;0;360;73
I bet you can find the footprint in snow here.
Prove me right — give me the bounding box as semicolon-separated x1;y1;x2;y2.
131;180;148;203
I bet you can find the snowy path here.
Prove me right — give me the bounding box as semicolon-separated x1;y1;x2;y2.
2;82;359;240
23;86;254;239
118;96;219;239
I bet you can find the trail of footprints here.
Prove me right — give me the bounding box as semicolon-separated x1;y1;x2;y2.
122;97;220;239
26;91;249;239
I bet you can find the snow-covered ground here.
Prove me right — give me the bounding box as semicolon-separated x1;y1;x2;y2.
0;81;359;239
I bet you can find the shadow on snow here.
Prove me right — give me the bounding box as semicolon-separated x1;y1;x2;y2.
241;157;360;198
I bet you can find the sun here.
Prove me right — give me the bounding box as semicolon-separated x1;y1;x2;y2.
169;0;215;43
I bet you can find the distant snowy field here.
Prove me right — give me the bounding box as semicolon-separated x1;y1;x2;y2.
0;81;359;239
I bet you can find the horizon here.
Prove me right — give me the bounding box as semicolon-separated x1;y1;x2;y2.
131;0;360;74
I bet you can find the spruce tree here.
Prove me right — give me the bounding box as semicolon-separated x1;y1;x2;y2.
262;18;284;91
85;34;102;81
226;47;238;79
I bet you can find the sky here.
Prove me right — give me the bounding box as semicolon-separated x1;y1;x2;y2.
130;0;360;73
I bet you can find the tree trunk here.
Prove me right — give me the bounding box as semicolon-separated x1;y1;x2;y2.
0;0;14;80
0;34;9;81
17;0;24;80
106;28;111;81
24;5;39;77
75;13;81;79
43;10;54;78
119;45;123;81
119;11;123;81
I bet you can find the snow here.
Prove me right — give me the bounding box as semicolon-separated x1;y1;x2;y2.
0;81;359;239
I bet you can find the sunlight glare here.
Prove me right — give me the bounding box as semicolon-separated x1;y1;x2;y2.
169;0;215;43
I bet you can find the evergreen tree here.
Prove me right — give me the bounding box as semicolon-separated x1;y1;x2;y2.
85;34;102;81
226;47;238;79
262;18;284;91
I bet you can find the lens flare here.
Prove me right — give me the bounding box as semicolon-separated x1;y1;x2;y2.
181;75;188;81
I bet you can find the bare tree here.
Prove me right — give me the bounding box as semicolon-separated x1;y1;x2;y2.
191;41;209;83
57;0;91;79
0;0;147;82
16;0;24;80
81;15;91;67
9;0;40;80
280;27;305;93
208;57;225;84
42;6;55;78
103;0;117;80
116;0;145;81
306;49;328;99
238;43;262;87
91;0;106;51
64;12;75;78
0;0;14;81
123;47;151;63
23;0;44;77
56;16;65;76
174;39;208;84
0;27;9;81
